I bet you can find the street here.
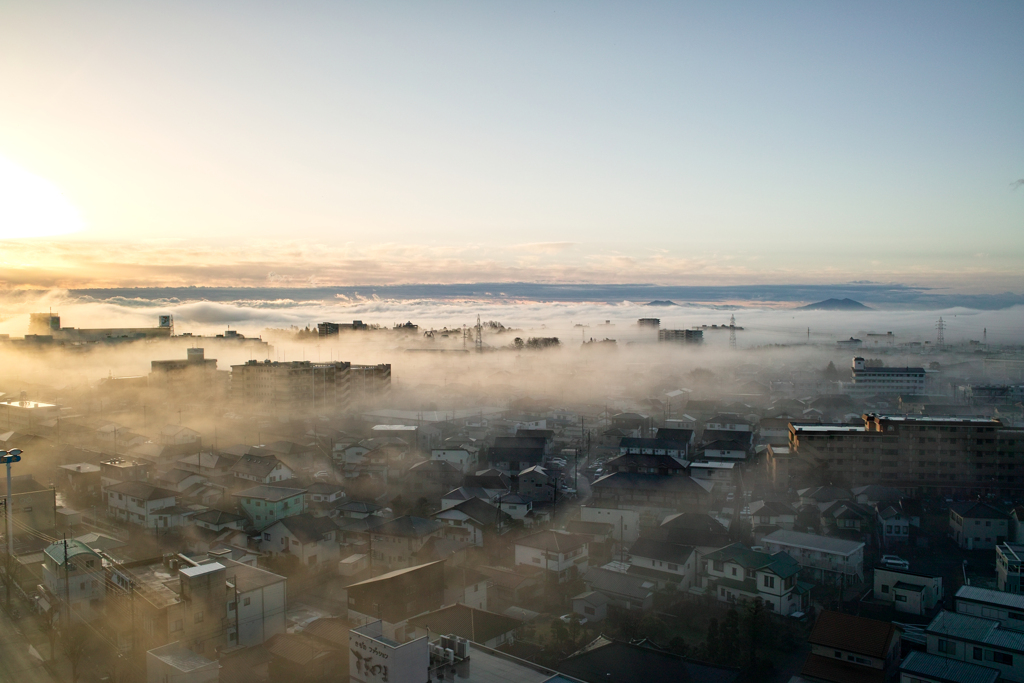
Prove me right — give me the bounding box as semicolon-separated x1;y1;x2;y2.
0;606;52;683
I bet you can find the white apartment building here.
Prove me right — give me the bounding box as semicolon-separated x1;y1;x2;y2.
846;357;926;396
761;529;865;586
104;481;179;528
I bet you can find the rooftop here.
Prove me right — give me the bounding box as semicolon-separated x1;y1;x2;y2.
809;611;898;659
516;530;587;554
232;484;307;502
899;651;998;683
956;585;1024;611
762;529;864;556
408;604;521;644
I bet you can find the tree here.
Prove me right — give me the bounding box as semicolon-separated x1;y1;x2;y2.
823;362;839;381
744;597;769;669
0;547;20;608
705;617;720;664
566;613;584;651
513;337;524;350
549;618;569;652
720;608;740;663
61;622;91;683
39;610;59;661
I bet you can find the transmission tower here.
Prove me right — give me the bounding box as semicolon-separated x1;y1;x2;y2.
936;317;946;346
729;315;737;349
475;315;483;353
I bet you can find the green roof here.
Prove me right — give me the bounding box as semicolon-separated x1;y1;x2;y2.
715;576;759;595
704;542;772;569
44;540;100;566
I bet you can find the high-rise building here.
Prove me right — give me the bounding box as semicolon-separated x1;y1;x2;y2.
230;360;390;416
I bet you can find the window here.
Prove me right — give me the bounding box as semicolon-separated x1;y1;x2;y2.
195;611;204;623
172;619;183;632
881;585;890;593
713;560;724;572
532;557;541;564
263;533;271;541
229;602;236;611
668;563;678;571
763;576;775;588
986;651;1013;665
896;594;907;602
834;651;842;658
244;597;251;606
731;567;738;576
938;640;956;654
974;647;983;661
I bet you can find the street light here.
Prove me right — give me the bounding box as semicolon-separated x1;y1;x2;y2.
0;449;24;557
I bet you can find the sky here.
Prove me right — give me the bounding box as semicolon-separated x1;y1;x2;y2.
0;1;1022;290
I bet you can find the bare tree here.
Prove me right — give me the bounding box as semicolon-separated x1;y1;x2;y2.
60;622;91;683
39;610;59;661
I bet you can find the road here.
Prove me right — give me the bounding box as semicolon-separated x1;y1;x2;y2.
0;606;52;683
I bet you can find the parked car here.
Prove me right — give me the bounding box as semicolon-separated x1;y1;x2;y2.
560;614;587;625
880;555;909;570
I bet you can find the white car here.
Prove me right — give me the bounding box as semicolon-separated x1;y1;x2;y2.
560;614;587;625
880;555;909;570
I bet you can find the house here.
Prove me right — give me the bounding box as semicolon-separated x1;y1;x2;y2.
433;497;512;547
41;540;105;622
626;538;696;589
800;611;901;683
260;514;340;572
617;437;691;462
514;530;589;584
368;516;444;570
406;604;521;648
589;473;712;514
153;468;208;493
99;457;152;488
874;567;943;615
184;509;249;553
899;651;999;683
705;414;753;433
582;566;656;612
463;468;512;496
950;502;1010;550
998;543;1024;593
797;486;854;507
764;444;797;493
818;500;872;535
852;485;904;507
442;564;488;610
430;446;479;474
230;454;295;485
650;512;731;555
761;529;865;586
924;611;1024;683
57;463;102;499
345;561;446;641
518;466;556;502
477;565;546;610
702;543;808;615
956;585;1024;630
105;480;178;528
176;452;238;478
749;500;797;532
440;486;494;510
488;436;546;472
404;459;464;500
233;484;306;531
689;461;739;495
877;499;921;550
572;591;611;622
303;482;346;518
495;493;532;520
580;507;640;544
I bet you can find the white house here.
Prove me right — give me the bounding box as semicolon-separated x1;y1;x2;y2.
702;542;808;615
875;567;942;615
431;447;479;474
626;538;697;590
104;481;179;528
514;530;588;584
259;513;340;572
956;585;1024;631
42;540;105;622
580;507;640;544
690;461;739;494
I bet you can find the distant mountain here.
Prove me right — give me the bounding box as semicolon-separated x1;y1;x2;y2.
799;298;872;311
645;300;679;306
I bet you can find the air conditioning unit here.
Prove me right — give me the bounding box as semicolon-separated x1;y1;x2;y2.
455;637;469;659
444;648;455;664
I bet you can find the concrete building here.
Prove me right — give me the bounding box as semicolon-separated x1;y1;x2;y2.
146;642;219;683
790;415;1021;498
0;399;60;435
42;540;105;622
230;359;391;416
1;474;56;538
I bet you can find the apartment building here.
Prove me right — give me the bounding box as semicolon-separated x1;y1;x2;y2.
957;585;1024;630
761;530;864;586
104;481;178;528
846;357;926;396
233;485;306;531
230;359;391;416
949;502;1010;550
790;414;1022;498
925;611;1024;683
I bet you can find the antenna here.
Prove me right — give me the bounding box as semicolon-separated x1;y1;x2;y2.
475;316;483;353
729;315;737;350
936;317;946;346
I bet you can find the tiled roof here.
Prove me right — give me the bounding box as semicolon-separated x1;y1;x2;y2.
628;538;694;564
949;502;1010;521
105;480;177;501
233;484;306;501
276;514;338;544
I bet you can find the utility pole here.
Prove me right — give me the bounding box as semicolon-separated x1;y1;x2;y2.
1;449;23;557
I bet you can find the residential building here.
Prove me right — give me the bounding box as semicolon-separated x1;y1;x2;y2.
572;591;611;622
626;538;696;589
41;540;105;622
702;543;808;615
230;359;391;416
701;440;749;461
582;566;656;612
877;499;921;550
518;466;556;502
176;452;238;478
749;500;797;532
434;497;512;547
369;516;444;570
345;561;445;641
764;445;797;494
105;481;178;528
488;435;547;472
760;530;865;585
514;530;589;584
99;457;152;488
260;513;340;571
57;463;102;499
956;585;1024;630
303;482;346;517
818;500;873;535
233;484;306;531
790;415;1021;499
557;638;739;683
431;446;479;473
607;451;689;476
588;473;712;515
999;543;1024;593
0;474;56;538
689;461;740;495
847;357;926;396
800;611;901;683
657;328;703;344
925;611;1024;682
229;453;295;485
580;506;640;544
950;502;1010;549
405;459;463;499
874;568;943;615
617;437;692;461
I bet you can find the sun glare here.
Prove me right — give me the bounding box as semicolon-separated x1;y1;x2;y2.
0;156;85;239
